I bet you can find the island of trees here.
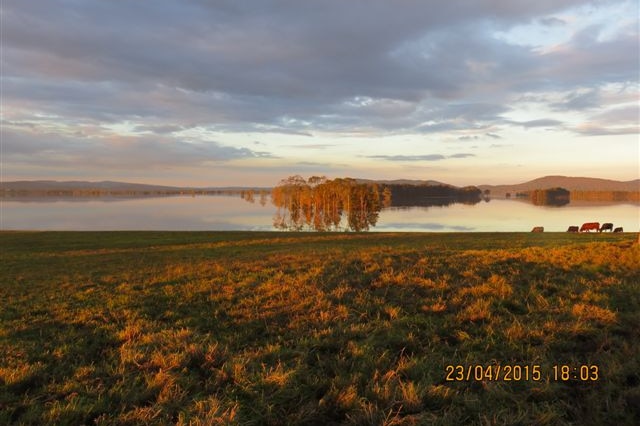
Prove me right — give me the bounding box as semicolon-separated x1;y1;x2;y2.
525;187;571;206
386;183;482;207
570;190;640;202
271;176;483;231
271;176;383;231
512;187;640;206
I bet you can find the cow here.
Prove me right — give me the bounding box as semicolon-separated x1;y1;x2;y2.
567;226;579;233
580;222;600;232
613;227;623;233
531;226;544;233
599;223;614;232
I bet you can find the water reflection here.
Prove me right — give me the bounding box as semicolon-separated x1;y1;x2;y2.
1;195;274;231
377;200;638;232
271;177;382;231
1;195;637;232
380;221;475;231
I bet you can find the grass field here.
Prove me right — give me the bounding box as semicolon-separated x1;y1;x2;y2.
1;231;639;425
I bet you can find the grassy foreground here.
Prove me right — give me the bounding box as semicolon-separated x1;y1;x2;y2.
1;231;639;425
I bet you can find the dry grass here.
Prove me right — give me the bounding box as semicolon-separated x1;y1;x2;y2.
1;231;639;425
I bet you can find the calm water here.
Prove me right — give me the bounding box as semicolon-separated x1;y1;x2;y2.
1;195;638;232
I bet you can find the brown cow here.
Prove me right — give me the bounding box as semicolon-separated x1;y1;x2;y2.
599;223;613;232
613;227;623;233
531;226;544;233
580;222;600;232
567;226;579;232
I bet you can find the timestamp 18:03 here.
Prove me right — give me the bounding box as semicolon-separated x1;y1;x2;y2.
445;364;599;382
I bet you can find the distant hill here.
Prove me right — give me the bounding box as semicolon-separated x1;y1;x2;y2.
357;178;451;187
0;180;270;194
3;176;638;197
1;180;184;192
479;176;640;196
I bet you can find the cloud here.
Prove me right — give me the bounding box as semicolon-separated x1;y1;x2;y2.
3;127;274;170
539;17;566;27
134;124;197;134
366;153;475;162
512;118;564;128
571;125;639;136
535;22;639;88
285;144;337;150
551;90;600;111
570;104;640;136
457;133;502;141
367;154;446;162
589;104;639;125
2;0;637;182
5;1;635;136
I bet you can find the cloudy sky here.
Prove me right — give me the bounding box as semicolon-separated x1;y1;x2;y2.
2;0;638;186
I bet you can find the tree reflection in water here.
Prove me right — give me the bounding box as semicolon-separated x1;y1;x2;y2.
271;176;383;231
270;176;485;231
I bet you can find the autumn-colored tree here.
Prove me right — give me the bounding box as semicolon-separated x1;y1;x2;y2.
382;187;392;208
271;176;382;231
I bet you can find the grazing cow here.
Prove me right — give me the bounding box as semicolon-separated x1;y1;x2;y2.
613;227;623;233
567;226;579;233
599;223;613;232
531;226;544;233
580;222;600;232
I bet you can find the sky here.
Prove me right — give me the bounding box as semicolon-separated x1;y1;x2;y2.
2;0;639;187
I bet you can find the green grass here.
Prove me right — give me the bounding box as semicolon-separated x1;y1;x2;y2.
1;231;639;425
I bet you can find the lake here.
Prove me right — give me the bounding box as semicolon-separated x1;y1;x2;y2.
1;195;638;232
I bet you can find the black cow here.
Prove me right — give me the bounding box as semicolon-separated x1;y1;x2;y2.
599;223;613;232
567;226;579;232
613;227;623;233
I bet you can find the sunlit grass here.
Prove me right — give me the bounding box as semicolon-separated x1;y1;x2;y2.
1;231;638;425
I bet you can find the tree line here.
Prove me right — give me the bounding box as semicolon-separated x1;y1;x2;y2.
271;176;486;231
271;176;387;231
570;191;639;202
515;188;639;205
387;183;482;207
528;187;570;206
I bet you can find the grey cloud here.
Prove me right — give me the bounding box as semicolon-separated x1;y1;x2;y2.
2;0;636;143
571;105;640;136
456;132;502;140
539;17;566;26
439;103;510;122
238;162;352;175
3;127;273;170
536;23;639;88
366;153;474;161
513;119;564;128
368;154;447;162
293;161;349;168
414;102;510;134
135;124;197;134
285;144;337;149
589;104;639;125
572;125;639;136
552;90;600;111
